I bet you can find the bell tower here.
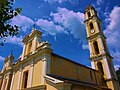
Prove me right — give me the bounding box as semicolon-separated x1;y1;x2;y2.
84;4;120;90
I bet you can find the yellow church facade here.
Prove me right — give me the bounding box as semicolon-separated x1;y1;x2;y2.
0;5;120;90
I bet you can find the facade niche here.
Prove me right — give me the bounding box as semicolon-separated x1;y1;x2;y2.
28;41;32;54
93;41;99;55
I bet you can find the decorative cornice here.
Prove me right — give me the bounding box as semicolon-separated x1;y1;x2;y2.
90;53;113;61
84;4;96;13
84;15;101;23
19;85;46;90
12;46;52;70
22;28;42;43
105;77;119;82
44;75;64;84
87;32;106;41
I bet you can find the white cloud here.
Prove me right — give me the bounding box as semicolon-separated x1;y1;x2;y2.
114;65;120;71
7;14;34;46
104;6;120;49
104;6;120;66
44;0;67;4
7;8;85;46
36;19;64;36
0;56;4;61
44;0;77;4
5;36;23;46
96;0;103;5
11;15;34;32
50;7;86;40
82;44;88;50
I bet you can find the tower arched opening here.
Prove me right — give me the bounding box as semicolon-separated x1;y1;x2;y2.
93;41;99;55
97;62;104;75
89;22;94;30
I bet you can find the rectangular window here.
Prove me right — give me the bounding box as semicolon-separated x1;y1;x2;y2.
22;71;28;88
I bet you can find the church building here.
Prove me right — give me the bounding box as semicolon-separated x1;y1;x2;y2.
0;5;120;90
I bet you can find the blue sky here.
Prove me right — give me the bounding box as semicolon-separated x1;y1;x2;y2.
0;0;120;70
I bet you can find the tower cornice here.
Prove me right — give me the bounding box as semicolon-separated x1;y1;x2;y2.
84;15;101;24
90;53;113;61
87;32;106;40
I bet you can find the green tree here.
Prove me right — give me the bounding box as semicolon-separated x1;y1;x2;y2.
116;67;120;84
0;0;22;46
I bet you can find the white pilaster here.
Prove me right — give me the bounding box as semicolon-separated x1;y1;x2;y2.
17;67;22;90
88;42;93;57
91;61;95;69
1;78;6;90
46;55;51;74
10;73;15;90
103;58;112;79
91;9;95;16
85;12;89;20
94;21;99;33
85;24;90;37
5;78;9;90
98;38;105;54
21;44;26;60
32;36;38;54
28;61;34;88
41;56;47;85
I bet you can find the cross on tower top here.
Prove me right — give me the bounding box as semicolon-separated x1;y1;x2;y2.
10;50;13;55
33;23;36;29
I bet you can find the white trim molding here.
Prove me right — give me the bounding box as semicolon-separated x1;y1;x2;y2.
10;72;15;90
44;75;63;84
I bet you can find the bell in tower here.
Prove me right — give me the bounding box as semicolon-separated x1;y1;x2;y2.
84;4;103;38
84;4;120;90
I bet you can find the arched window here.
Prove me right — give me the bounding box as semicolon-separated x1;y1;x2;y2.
97;62;104;74
87;11;91;18
89;22;94;30
93;41;99;55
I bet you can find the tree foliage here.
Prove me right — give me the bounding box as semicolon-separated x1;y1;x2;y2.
0;0;22;45
116;67;120;84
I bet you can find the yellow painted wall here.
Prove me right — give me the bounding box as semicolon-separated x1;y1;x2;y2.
106;80;120;90
25;39;33;55
32;59;43;87
12;71;19;90
51;54;102;86
46;81;58;90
